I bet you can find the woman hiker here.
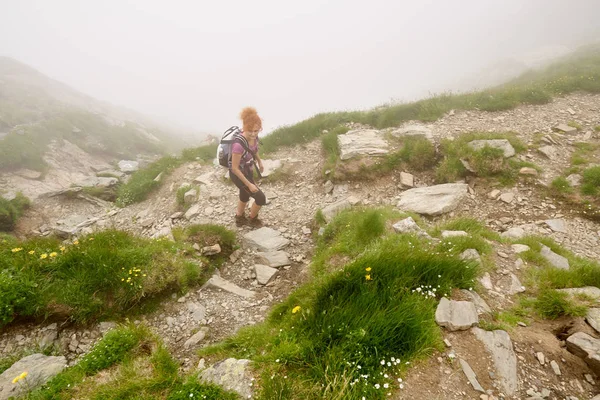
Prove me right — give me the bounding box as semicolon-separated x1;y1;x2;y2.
229;107;266;227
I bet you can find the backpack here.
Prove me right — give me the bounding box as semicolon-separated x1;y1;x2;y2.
217;126;255;168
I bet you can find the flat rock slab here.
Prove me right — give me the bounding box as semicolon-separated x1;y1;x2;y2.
260;159;283;177
459;358;485;392
460;289;491;314
200;358;254;399
442;230;468;238
435;297;478;331
586;308;600;334
254;264;278;285
566;332;600;376
390;124;434;141
0;354;67;400
118;160;139;172
255;251;290;268
243;227;290;252
538;145;559;159
392;216;430;238
338;129;389;160
545;219;567;233
555;123;577;133
321;198;352;223
205;275;255;298
459;249;482;264
472;328;518;396
558;286;600;302
397;183;468;216
511;244;530;253
467;139;515;158
501;227;526;240
540;245;569;270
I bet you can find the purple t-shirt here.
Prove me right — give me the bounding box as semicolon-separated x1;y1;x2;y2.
232;139;258;169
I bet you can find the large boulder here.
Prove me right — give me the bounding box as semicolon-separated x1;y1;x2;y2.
467;139;515;158
0;354;67;400
397;183;468;216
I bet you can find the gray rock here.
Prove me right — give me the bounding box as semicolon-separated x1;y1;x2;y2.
435;297;478;331
390;124;433;141
472;328;518;396
185;204;201;220
259;159;282;177
540;245;569;270
202;244;221;256
254;264;278;285
479;272;494;291
392;217;429;238
550;360;561;376
460;289;491;314
554;123;577;133
538;145;559;159
519;167;538;176
508;273;526;295
255;251;291;268
558;286;600;301
488;189;501;199
586;308;600;334
0;354;67;400
397;183;468;216
338;129;389;160
499;192;514;204
544;219;566;233
566;174;582;187
184;327;208;349
566;332;600;376
321;198;352;222
194;172;214;185
243;227;290;252
200;358;254;399
118;160;139;173
184;189;197;204
468;139;515;158
323;180;334;194
501;227;526;240
459;249;482;264
511;244;530;254
459;358;485;392
400;172;414;188
204;275;255;298
442;230;469;238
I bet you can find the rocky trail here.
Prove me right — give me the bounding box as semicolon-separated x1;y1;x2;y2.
2;93;600;399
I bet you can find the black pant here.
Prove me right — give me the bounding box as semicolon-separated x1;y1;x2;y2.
230;167;267;205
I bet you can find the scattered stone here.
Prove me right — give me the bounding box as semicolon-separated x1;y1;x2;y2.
585;373;596;385
566;332;600;376
545;218;567;233
202;243;221;255
260;159;282;177
243;227;290;252
255;251;291;268
397;183;468;216
586;308;600;334
538;146;559;159
390;124;433;141
323;180;334;194
400;171;414;188
254;264;278;285
536;352;545;365
501;227;526;240
558;287;600;301
321;198;352;222
554;123;577;133
468;139;515;158
472;328;518;396
517;322;527;327
199;358;254;399
459;358;485;392
442;230;468;238
118;160;139;172
511;244;530;253
204;275;255;298
338;129;389;160
550;360;561;376
479;273;494;291
460;249;482;264
519;167;538;176
184;189;197;204
540;245;569;270
488;189;501;199
566;174;582;187
392;217;430;238
184;327;209;349
435;297;478;331
460;289;492;314
185;204;201;220
508;273;526;295
499;192;514;204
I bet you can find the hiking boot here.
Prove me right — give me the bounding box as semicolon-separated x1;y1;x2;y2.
247;215;264;228
234;214;247;227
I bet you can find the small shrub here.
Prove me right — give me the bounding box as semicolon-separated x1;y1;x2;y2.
533;289;587;319
0;193;31;232
77;326;144;374
117;156;182;206
568;121;583;130
581;166;600;196
176;184;193;208
550;177;573;195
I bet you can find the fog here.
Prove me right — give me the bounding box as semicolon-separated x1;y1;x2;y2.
1;0;600;135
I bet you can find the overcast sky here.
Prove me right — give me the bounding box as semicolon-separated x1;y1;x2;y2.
1;0;600;136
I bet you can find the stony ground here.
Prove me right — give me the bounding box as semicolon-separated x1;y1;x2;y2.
2;92;600;399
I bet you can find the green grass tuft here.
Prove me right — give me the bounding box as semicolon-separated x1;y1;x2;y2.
116;156;182;206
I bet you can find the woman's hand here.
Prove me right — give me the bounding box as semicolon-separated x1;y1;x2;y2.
248;183;259;193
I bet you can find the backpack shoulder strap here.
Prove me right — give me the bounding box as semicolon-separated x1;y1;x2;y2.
233;134;256;159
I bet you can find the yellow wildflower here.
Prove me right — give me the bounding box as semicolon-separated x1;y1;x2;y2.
59;246;66;252
88;238;94;241
73;240;79;245
292;306;301;314
12;371;27;384
365;267;372;272
11;248;23;253
49;252;58;258
40;253;48;259
28;250;35;255
365;274;372;281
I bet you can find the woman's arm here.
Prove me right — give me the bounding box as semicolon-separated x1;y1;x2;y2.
231;152;258;192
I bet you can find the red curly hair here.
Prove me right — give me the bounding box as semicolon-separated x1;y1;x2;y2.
240;107;262;132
